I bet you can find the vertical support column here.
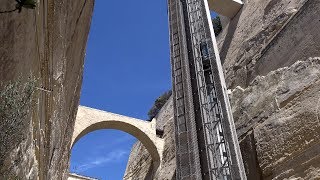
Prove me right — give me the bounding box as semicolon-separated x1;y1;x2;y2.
202;0;246;179
168;0;246;179
168;0;202;179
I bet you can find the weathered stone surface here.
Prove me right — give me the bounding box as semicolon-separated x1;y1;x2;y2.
124;142;153;180
0;0;94;179
154;115;176;180
231;58;320;137
222;1;320;178
217;0;318;89
155;96;174;133
232;58;320;179
124;97;176;180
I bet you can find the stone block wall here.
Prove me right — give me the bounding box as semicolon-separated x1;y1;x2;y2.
0;0;94;179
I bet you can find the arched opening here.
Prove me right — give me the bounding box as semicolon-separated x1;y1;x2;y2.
71;106;162;163
70;130;137;179
69;0;170;178
72;121;161;162
69;106;163;179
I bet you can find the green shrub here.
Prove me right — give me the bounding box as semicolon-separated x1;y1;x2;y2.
147;90;172;121
212;16;222;36
0;77;35;171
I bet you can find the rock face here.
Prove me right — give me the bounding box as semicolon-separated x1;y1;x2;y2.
0;0;94;179
233;58;320;179
124;97;176;180
123;141;153;180
219;0;319;89
124;0;320;179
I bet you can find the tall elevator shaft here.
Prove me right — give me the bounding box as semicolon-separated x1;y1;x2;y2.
168;0;247;179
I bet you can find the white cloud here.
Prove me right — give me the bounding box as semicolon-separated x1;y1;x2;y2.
73;149;129;172
97;135;136;149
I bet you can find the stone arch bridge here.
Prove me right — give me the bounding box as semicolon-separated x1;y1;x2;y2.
71;106;164;167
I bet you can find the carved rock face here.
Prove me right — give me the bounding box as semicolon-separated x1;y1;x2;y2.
231;58;320;179
0;0;94;179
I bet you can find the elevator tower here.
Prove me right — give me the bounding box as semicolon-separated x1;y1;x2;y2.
168;0;247;179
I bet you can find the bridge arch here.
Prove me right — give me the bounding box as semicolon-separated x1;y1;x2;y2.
71;106;163;167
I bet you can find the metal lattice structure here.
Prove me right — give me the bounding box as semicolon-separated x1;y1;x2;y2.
168;0;247;179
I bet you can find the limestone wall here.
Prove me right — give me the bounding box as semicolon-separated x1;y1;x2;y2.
218;0;315;89
123;97;176;180
123;141;153;180
221;0;320;179
155;96;174;133
233;58;320;179
0;0;94;179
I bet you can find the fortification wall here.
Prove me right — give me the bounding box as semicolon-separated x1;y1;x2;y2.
0;0;94;179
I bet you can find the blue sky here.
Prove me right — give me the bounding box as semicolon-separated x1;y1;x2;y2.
70;0;171;179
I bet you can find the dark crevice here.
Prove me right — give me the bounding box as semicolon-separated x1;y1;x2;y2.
239;130;263;180
0;8;18;14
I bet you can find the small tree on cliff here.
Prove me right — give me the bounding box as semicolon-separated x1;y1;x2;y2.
212;16;222;36
0;0;36;14
16;0;37;12
148;90;172;121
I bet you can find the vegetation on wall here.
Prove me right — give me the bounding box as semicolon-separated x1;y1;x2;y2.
0;77;35;171
0;0;36;14
148;90;172;121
